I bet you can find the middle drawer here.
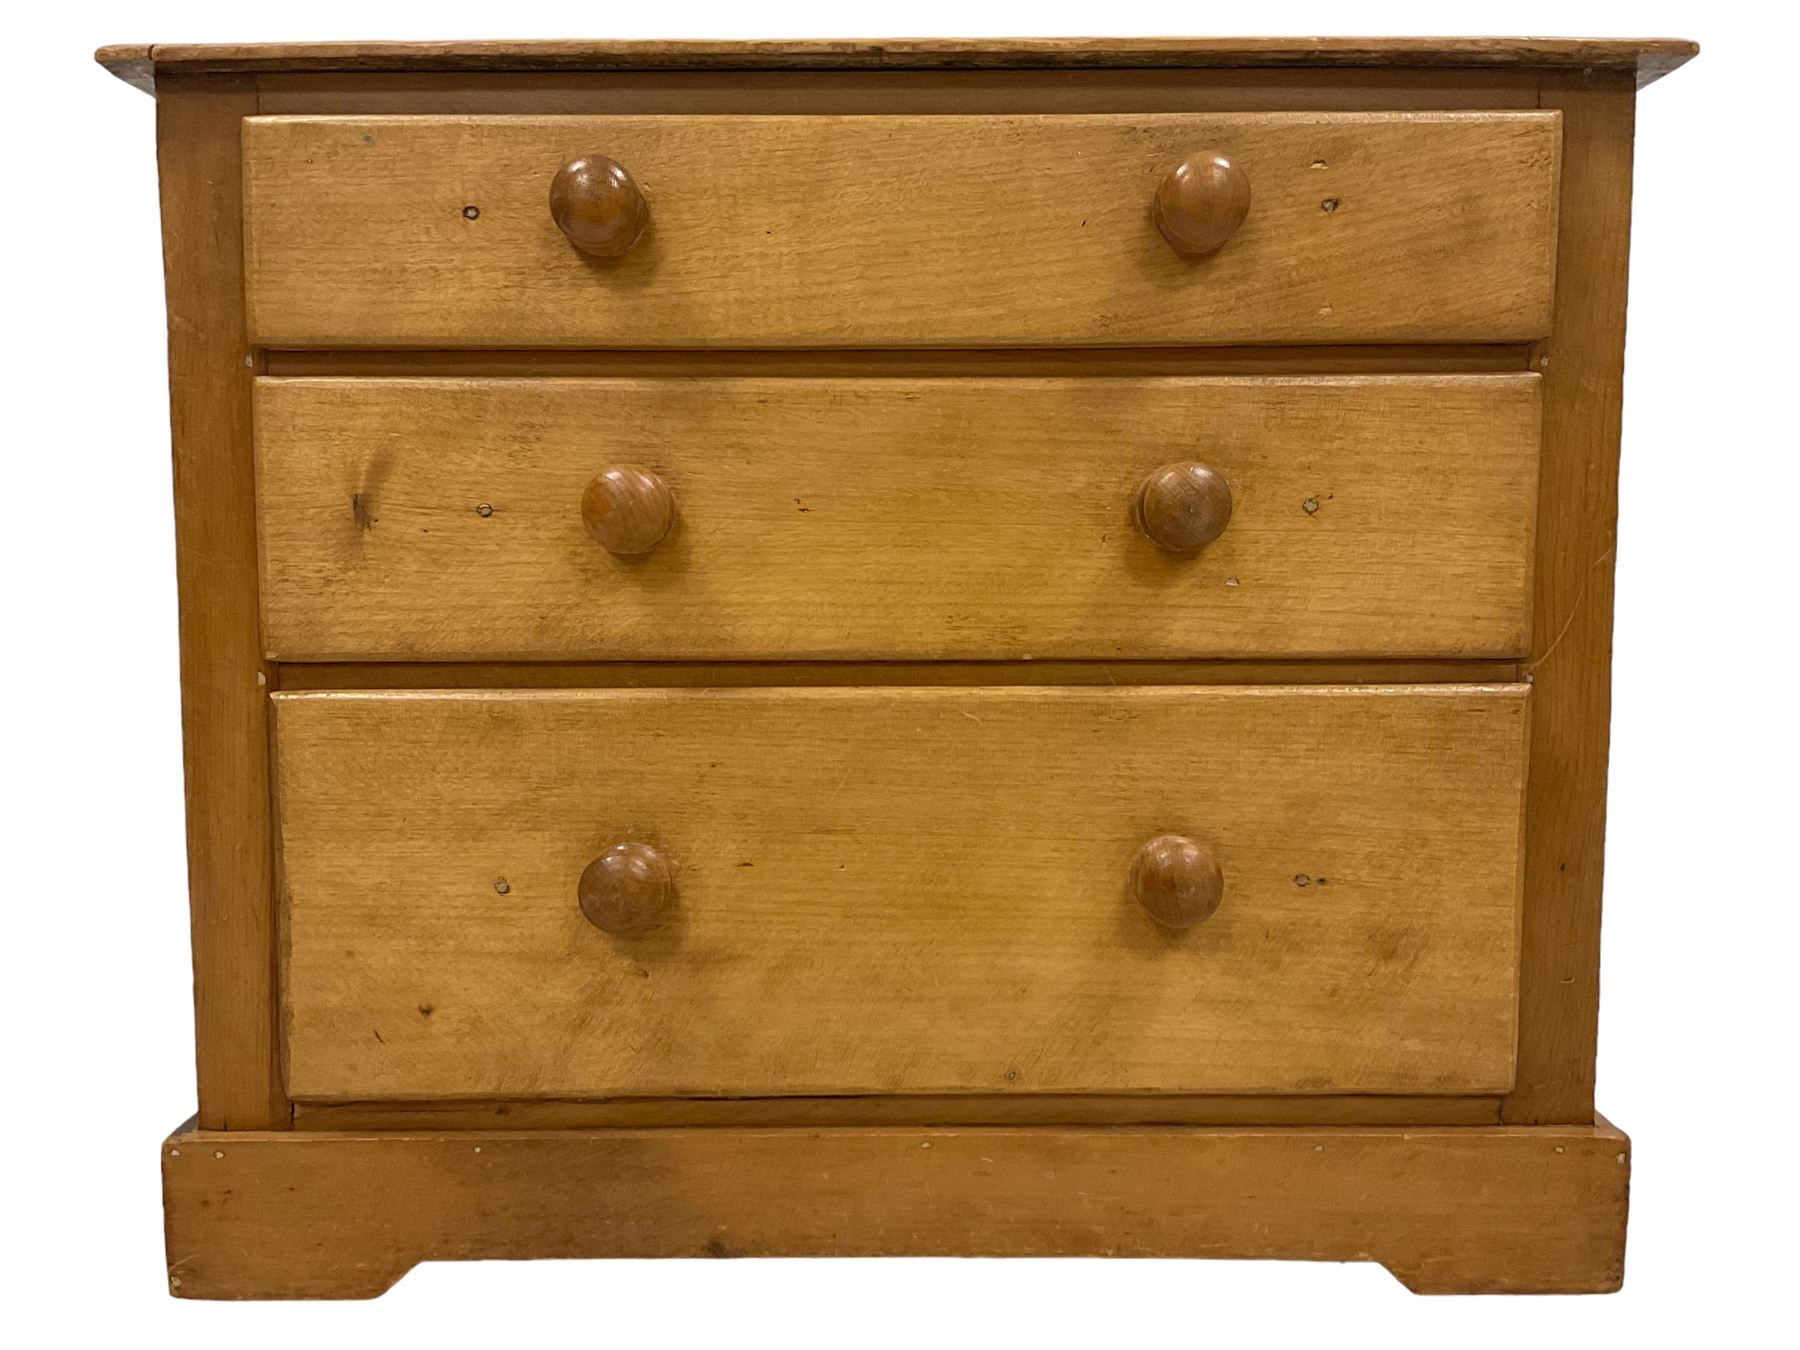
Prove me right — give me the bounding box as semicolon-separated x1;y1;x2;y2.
255;374;1541;661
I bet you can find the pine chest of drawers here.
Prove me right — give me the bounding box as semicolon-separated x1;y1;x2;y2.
100;35;1696;1298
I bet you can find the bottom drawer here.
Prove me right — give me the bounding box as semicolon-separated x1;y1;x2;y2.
273;684;1527;1100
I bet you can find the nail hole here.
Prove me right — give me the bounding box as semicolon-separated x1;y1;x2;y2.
475;503;494;518
1321;198;1341;213
462;205;481;219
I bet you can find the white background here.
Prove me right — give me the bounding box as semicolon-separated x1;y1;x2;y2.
4;0;1795;1343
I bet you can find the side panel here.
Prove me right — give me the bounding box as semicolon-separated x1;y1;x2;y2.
1504;72;1637;1125
155;73;287;1130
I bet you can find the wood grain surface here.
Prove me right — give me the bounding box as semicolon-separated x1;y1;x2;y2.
155;76;287;1131
260;344;1535;378
100;36;1699;90
161;1118;1632;1298
291;1092;1504;1131
242;113;1561;347
277;658;1527;691
274;685;1529;1100
246;68;1552;119
254;375;1542;661
1505;73;1637;1124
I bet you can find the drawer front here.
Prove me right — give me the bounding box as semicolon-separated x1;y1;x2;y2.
275;685;1528;1100
255;375;1541;661
243;113;1560;347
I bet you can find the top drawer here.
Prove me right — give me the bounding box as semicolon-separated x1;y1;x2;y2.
242;112;1561;348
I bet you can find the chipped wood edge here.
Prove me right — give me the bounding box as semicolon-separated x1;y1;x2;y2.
98;44;156;94
162;1118;1630;1298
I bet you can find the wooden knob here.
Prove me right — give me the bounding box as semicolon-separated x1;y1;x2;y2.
1130;834;1224;930
1136;462;1233;553
578;841;672;935
1154;151;1251;256
582;465;674;555
550;155;649;258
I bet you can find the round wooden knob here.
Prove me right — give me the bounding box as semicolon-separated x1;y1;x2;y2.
1130;834;1224;930
550;155;649;258
578;841;672;935
1154;151;1251;256
582;465;674;555
1136;462;1233;553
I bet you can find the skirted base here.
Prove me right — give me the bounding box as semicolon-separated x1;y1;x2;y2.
162;1116;1630;1297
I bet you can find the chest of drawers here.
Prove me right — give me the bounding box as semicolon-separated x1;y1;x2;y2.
100;35;1695;1298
